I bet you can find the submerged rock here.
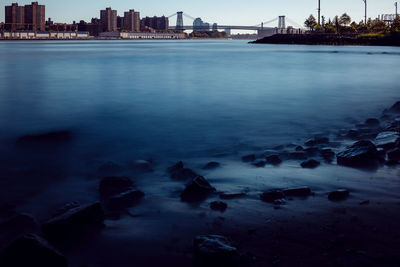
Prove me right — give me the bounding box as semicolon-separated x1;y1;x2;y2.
181;176;216;203
375;131;399;150
0;234;67;267
337;140;378;167
283;187;312;197
252;160;267;167
260;190;285;203
320;149;335;162
42;202;104;241
194;235;238;266
210;201;227;212
219;192;246;200
266;155;282;165
328;189;350;201
0;213;39;236
99;176;134;199
388;148;400;161
106;189;144;210
202;162;220;170
365;118;380;128
289;152;307;160
388;101;400;114
301;159;320;169
241;154;256;162
132;160;153;172
168;161;198;180
16;130;72;145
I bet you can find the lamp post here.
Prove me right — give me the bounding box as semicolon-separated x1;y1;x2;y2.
318;0;321;25
362;0;367;24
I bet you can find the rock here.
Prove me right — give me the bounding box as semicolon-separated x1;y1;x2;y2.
219;193;246;200
260;190;285;203
106;189;144;210
42;202;104;241
181;176;216;203
132;160;153;172
320;149;335;161
337;140;379;167
97;161;121;174
375;132;399;150
301;159;320;168
304;139;316;146
168;161;198;180
266;155;282;165
202;162;220;170
0;213;39;236
289;152;307;160
99;176;134;199
210;201;227;212
347;130;359;139
0;234;67;267
315;137;330;145
388;101;400;113
328;189;350;201
283;187;312;197
51;201;81;217
295;146;304;151
252;160;267;167
241;154;256;162
365;118;380;128
388;148;400;161
193;235;238;266
16;130;72;145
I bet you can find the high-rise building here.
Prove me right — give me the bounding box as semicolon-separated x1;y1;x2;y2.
24;2;45;31
123;10;141;32
141;16;168;31
100;7;117;32
5;3;25;31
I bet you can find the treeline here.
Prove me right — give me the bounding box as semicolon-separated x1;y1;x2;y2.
304;13;400;37
189;30;228;39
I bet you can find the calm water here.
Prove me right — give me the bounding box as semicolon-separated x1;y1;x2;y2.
0;40;399;161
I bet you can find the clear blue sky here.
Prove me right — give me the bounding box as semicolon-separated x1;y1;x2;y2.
0;0;398;27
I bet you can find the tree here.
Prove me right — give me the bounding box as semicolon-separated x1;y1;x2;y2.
333;16;340;33
304;15;317;31
370;20;388;33
391;16;400;33
339;13;351;26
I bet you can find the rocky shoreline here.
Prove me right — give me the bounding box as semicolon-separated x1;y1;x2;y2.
0;101;399;266
250;33;400;46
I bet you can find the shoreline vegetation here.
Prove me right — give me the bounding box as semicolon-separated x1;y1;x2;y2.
252;13;400;46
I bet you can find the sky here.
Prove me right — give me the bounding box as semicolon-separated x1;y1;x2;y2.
0;0;398;27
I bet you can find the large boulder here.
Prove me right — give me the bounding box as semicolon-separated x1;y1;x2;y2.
193;235;238;267
266;155;282;165
328;189;350;201
99;176;134;199
300;159;320;169
375;132;399;150
283;187;312;197
0;234;67;267
181;176;216;202
168;162;198;180
388;148;400;161
42;202;104;241
337;140;379;167
260;190;285;203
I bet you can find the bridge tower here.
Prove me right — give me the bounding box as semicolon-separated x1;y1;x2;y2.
176;11;184;30
278;16;286;29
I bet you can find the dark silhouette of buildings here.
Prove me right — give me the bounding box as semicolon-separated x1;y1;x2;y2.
100;7;117;32
5;2;45;31
123;10;140;32
141;16;169;31
78;18;102;36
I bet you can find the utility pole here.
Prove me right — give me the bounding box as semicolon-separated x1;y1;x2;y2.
362;0;367;24
396;2;398;18
318;0;321;25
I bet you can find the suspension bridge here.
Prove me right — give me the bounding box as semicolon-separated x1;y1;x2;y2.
166;12;304;36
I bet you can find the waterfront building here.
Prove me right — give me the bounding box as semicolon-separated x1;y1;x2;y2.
123;10;140;32
100;7;117;32
78;19;102;36
117;16;123;29
140;16;169;31
5;3;25;30
24;2;45;31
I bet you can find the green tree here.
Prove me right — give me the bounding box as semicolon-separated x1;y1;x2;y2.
304;15;317;31
390;16;400;33
333;16;340;33
370;20;388;33
339;13;351;26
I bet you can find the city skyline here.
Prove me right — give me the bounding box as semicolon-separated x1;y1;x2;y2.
1;0;398;28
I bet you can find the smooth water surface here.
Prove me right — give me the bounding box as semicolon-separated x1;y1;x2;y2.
0;40;399;160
